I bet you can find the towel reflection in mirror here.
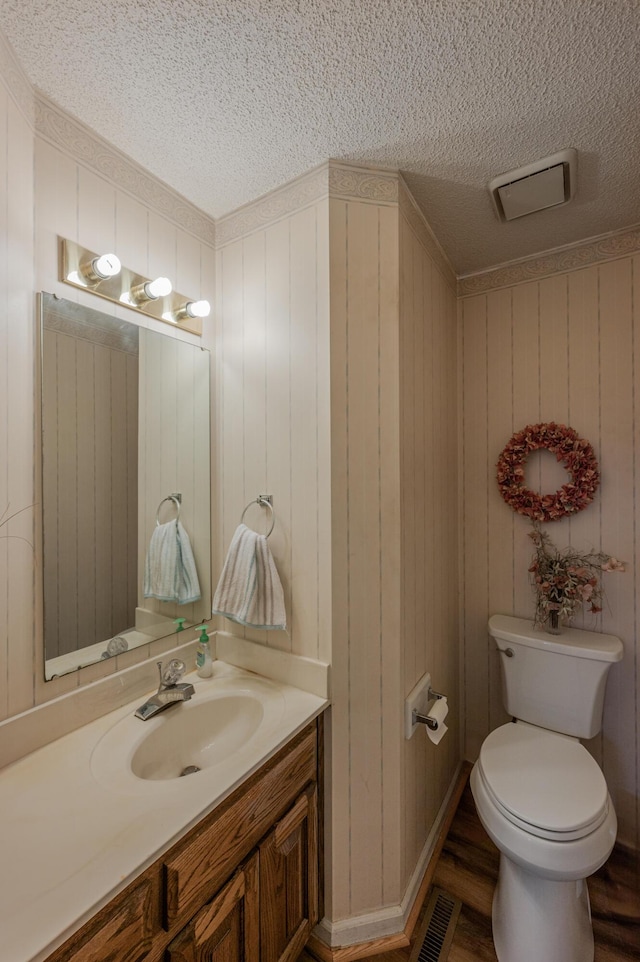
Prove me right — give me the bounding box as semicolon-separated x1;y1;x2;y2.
144;518;201;605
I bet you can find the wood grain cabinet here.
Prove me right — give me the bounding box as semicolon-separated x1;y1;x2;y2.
44;719;322;962
260;785;319;962
45;868;162;962
165;854;260;962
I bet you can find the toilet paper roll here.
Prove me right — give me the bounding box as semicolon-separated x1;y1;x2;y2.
426;697;449;745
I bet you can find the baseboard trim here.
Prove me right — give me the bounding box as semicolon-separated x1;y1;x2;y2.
306;761;472;961
306;930;409;962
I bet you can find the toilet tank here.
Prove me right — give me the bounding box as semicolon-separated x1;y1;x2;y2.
489;615;623;739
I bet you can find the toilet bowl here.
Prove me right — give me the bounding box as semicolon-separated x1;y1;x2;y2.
470;615;623;962
471;724;617;962
473;723;617;876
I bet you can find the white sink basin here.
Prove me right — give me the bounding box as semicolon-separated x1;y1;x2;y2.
91;670;286;792
131;693;265;780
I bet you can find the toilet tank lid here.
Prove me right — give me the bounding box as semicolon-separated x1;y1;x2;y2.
488;615;623;662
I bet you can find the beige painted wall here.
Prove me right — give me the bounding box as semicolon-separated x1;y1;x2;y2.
398;191;459;893
460;255;640;851
214;186;332;663
327;193;404;920
215;170;461;936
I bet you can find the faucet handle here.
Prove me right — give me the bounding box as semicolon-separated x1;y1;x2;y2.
160;658;187;687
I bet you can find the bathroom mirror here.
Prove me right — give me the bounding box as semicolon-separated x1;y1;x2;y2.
39;293;211;679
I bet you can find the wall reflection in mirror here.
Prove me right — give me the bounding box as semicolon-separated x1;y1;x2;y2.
40;293;211;680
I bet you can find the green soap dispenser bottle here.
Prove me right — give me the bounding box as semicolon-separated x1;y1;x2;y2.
195;625;213;678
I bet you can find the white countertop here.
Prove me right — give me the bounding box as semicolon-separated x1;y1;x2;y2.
0;661;328;962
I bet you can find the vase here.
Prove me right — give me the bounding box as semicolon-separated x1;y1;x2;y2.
546;610;562;634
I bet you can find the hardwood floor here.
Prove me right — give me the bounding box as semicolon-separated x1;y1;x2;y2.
300;782;640;962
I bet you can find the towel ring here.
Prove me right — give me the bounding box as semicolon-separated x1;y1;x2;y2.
155;494;181;526
241;496;275;538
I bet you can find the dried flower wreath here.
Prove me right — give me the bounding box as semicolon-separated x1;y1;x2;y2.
496;422;600;523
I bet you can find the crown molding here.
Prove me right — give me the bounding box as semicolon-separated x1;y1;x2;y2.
34;92;216;248
0;30;34;125
458;223;640;297
398;176;456;291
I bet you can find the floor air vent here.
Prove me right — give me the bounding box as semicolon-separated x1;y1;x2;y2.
410;887;462;962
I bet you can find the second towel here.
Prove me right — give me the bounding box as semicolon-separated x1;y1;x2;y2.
212;523;286;630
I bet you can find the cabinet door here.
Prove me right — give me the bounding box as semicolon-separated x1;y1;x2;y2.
165;853;259;962
259;785;319;962
45;868;161;962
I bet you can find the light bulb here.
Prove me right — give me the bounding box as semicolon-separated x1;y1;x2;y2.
185;299;210;318
144;276;172;299
77;252;121;284
126;276;173;306
91;253;121;279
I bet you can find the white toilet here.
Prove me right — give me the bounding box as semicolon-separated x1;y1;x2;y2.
470;614;623;962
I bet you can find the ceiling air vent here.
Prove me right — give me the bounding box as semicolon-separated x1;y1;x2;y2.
489;148;577;221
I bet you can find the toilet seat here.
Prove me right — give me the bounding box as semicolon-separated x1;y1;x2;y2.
478;722;609;841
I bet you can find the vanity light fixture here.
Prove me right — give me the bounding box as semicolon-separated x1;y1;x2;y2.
124;276;173;306
59;237;205;336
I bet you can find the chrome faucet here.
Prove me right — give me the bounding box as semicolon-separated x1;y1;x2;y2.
134;659;195;720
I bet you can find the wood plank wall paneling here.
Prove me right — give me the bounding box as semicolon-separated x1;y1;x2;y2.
0;85;216;718
318;193;460;930
460;260;640;851
398;210;459;899
328;196;403;919
214;200;332;663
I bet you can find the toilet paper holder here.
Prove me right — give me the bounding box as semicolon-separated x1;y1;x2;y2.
413;687;445;730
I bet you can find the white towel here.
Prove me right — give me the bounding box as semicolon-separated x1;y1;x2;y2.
144;519;201;605
212;523;286;630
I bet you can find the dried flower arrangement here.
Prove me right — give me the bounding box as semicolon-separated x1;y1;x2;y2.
528;525;625;632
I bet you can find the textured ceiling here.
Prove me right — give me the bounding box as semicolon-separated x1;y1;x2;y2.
2;0;639;274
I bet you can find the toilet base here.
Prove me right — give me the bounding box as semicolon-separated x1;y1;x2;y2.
493;853;594;962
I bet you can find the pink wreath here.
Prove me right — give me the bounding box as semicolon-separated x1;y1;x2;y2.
496;422;600;522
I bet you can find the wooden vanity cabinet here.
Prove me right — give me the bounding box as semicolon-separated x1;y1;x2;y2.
44;719;321;962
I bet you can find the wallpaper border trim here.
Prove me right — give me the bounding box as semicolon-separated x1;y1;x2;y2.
216;162;330;247
216;160;457;263
329;161;399;206
217;160;404;247
34;93;216;248
458;223;640;296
